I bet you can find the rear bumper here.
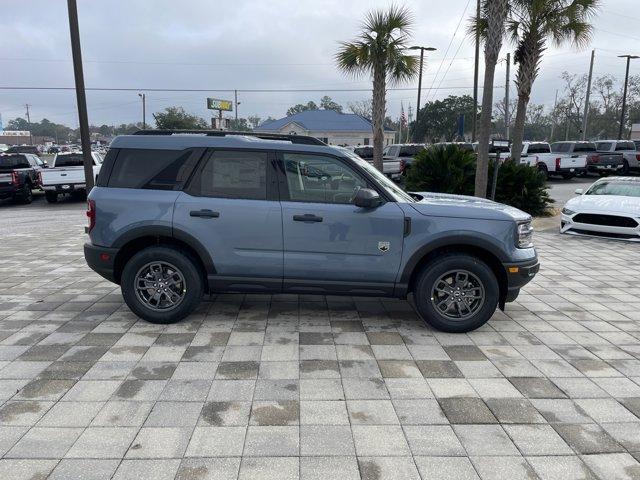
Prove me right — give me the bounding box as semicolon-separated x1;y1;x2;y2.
556;166;586;175
43;183;86;193
84;242;119;283
587;163;623;173
0;185;19;199
502;257;539;303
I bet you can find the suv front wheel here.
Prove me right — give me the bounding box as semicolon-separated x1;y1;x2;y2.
121;246;204;324
414;254;499;333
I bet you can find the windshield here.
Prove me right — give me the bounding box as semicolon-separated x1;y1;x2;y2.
343;152;415;203
586;181;640;198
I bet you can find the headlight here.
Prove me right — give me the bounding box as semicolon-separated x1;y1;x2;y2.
516;221;534;248
562;207;576;216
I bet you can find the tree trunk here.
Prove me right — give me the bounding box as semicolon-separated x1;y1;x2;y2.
511;93;529;163
475;58;499;198
511;46;540;163
372;65;386;172
474;0;508;198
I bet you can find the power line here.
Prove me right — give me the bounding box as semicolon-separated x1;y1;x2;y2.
425;0;472;103
0;85;502;93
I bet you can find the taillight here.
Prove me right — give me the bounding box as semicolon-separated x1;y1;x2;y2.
11;171;19;185
555;158;561;170
399;159;406;172
591;154;599;163
86;199;96;233
36;171;42;185
636;154;640;162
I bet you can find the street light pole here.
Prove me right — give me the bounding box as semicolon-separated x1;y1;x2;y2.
409;45;436;141
138;93;146;129
618;54;638;140
66;0;94;191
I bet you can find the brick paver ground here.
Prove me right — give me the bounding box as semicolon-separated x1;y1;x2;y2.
1;199;640;480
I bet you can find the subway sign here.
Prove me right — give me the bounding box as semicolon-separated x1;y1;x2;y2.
207;98;233;111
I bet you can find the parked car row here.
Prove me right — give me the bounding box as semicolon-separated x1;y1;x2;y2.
0;151;102;204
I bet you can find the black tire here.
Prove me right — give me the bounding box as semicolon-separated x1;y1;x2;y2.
17;182;33;204
45;191;58;203
413;253;499;333
621;160;630;175
120;246;203;324
537;163;549;180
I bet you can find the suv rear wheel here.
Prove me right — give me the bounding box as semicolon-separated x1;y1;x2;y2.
121;246;204;324
413;254;499;333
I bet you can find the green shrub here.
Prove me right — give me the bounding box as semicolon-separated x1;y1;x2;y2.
491;159;552;216
405;144;476;195
404;144;553;216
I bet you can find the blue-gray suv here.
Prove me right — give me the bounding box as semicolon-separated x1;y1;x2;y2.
84;131;539;332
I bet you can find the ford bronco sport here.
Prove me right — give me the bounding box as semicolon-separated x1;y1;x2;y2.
84;131;538;333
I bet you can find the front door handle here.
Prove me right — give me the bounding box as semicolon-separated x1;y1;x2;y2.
190;209;220;218
293;214;323;223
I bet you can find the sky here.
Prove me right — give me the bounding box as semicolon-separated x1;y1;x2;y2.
1;0;639;129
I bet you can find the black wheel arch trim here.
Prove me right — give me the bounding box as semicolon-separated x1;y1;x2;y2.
110;225;216;276
396;232;511;296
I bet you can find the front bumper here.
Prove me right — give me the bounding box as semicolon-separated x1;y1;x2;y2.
560;213;640;241
84;242;119;283
502;257;540;303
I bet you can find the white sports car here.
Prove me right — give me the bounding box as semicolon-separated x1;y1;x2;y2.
561;177;640;241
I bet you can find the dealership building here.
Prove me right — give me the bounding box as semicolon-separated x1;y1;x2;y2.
255;110;395;146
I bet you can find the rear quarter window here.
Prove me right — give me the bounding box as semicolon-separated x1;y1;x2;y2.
107;148;200;190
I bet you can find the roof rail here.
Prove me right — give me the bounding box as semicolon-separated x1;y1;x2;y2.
132;129;326;146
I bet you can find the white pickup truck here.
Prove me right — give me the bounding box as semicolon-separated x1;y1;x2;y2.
595;140;639;175
40;152;102;203
382;144;426;179
519;141;589;179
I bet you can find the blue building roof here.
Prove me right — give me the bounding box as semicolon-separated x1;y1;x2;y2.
257;110;393;133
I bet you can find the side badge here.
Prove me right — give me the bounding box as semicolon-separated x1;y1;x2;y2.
378;241;390;252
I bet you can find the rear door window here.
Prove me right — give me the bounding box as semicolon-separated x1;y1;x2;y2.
108;148;201;190
188;150;268;200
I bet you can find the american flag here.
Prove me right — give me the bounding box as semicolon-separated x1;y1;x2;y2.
400;101;407;127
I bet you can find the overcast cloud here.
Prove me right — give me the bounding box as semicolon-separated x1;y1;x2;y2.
1;0;639;128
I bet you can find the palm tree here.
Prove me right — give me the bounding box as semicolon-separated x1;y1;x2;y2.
509;0;599;163
471;0;510;197
336;6;419;171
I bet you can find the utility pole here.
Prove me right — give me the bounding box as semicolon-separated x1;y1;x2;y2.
408;46;436;141
618;54;639;140
472;0;480;142
234;90;238;125
504;53;510;140
581;49;595;140
549;89;559;141
67;0;94;191
138;93;146;129
25;104;33;145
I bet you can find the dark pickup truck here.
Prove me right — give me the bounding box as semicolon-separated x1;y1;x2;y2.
0;154;43;204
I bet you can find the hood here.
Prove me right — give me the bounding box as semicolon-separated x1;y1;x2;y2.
409;191;531;222
566;194;640;217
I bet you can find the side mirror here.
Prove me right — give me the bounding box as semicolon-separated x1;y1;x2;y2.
574;188;583;195
354;188;382;208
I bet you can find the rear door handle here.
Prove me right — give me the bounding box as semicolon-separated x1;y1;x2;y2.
293;214;323;223
190;209;220;218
